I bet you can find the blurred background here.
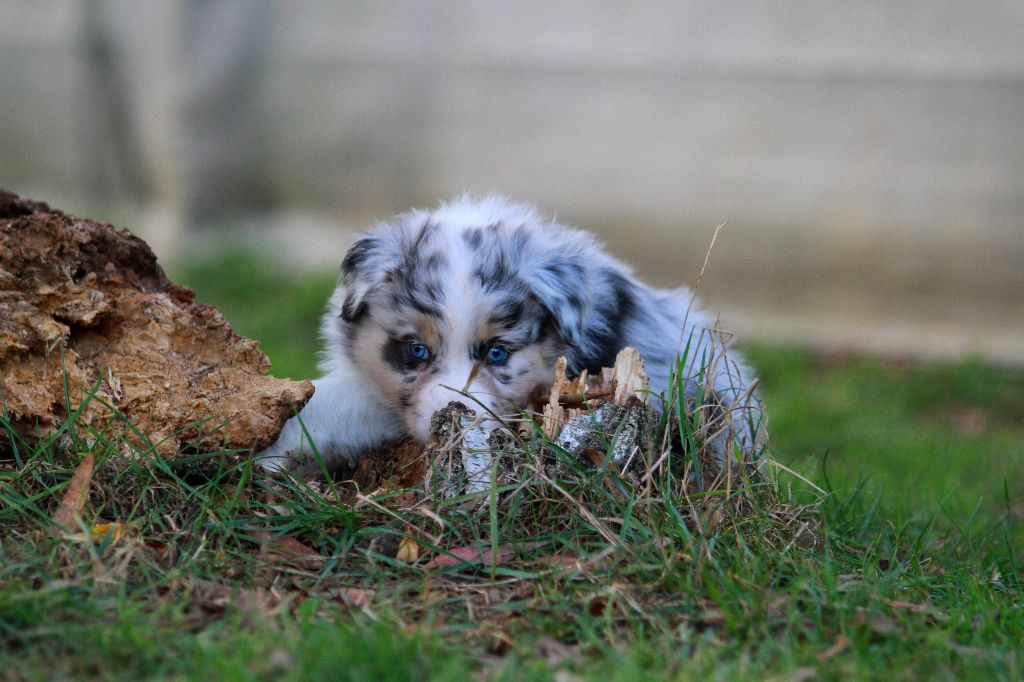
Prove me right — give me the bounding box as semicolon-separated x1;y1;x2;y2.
2;2;1023;510
3;1;1023;363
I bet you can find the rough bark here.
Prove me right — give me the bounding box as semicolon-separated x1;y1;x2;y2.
0;189;313;459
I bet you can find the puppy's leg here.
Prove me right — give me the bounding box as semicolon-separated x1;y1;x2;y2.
255;363;403;473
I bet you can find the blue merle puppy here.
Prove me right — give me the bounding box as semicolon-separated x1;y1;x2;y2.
256;196;762;471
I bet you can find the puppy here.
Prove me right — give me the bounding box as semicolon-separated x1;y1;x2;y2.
256;196;762;472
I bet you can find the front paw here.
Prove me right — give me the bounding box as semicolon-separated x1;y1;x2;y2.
253;439;314;473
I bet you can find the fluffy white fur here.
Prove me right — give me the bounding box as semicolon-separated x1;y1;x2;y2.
256;196;762;472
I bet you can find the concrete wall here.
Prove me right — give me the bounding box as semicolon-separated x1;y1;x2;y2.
2;1;1022;361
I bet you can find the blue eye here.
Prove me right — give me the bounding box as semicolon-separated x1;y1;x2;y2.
485;345;510;365
408;342;430;361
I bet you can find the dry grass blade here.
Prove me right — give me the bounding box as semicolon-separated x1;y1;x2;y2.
537;470;623;548
817;635;850;662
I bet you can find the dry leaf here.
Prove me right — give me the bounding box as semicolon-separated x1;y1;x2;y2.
331;587;375;608
268;649;294;670
787;667;818;682
90;521;128;544
51;453;95;529
251;531;324;568
396;536;420;562
884;599;935;614
187;578;278;616
535;555;581;570
535;636;577;665
948;406;989;435
698;605;727;627
421;545;516;569
856;610;901;636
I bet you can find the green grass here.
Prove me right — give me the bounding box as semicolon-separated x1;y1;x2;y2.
0;252;1020;680
747;347;1024;518
172;251;338;381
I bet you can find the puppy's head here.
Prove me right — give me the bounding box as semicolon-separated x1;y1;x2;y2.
325;197;637;440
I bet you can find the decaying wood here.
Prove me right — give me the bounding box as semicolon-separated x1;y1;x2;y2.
422;402;519;507
542;347;652;473
0;189;313;459
541;347;650;440
412;347;654;503
334;437;427;492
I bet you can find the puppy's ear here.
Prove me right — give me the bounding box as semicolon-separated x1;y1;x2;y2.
525;256;588;349
338;236;385;322
527;256;637;373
